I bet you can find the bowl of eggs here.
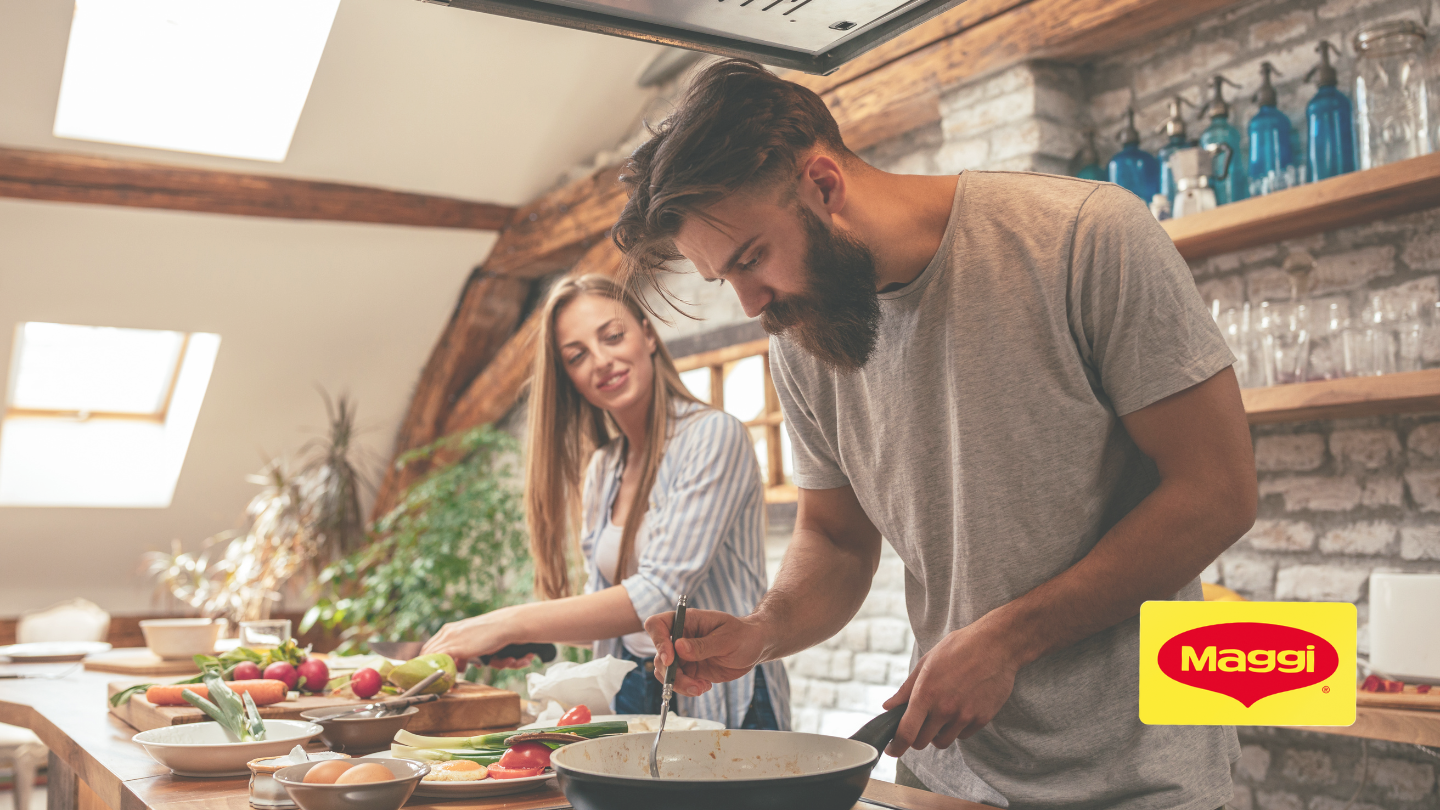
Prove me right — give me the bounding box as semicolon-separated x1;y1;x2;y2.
273;757;428;810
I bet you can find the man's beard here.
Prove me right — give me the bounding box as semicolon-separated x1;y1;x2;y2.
759;205;881;372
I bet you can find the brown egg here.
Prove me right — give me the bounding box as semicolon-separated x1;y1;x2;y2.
303;760;354;784
334;763;395;784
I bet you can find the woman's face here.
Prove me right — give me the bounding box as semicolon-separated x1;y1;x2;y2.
554;294;657;417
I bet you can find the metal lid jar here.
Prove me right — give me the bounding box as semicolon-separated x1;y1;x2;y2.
1353;20;1434;169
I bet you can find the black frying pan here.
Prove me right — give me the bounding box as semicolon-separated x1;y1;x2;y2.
550;705;905;810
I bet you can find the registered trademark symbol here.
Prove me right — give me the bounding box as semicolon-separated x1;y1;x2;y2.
1322;685;1330;693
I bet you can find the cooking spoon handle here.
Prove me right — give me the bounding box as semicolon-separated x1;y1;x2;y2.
849;703;908;752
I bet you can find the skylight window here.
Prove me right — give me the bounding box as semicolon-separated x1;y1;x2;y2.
1;323;220;508
53;0;342;162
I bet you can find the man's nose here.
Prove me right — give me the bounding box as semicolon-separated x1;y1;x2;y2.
730;277;774;320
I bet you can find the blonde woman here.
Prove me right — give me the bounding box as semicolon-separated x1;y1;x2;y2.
424;275;788;729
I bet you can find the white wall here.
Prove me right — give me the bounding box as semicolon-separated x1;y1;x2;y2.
0;198;493;614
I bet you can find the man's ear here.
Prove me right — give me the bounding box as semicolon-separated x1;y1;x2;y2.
800;154;848;216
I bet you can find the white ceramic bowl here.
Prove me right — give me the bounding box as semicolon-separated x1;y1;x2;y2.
133;720;323;777
140;618;223;660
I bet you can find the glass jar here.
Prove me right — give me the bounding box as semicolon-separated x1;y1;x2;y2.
1354;21;1434;169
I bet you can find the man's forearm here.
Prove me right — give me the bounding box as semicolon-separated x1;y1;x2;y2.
989;475;1253;669
750;525;880;662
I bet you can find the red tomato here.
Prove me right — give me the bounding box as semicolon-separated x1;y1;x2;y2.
498;742;552;770
487;763;546;780
558;705;591;726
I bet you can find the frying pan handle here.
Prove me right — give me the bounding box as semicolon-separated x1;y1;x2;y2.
478;643;558;666
849;703;907;752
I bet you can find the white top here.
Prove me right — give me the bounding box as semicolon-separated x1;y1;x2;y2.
593;519;657;657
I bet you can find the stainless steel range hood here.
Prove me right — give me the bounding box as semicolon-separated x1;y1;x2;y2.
421;0;967;75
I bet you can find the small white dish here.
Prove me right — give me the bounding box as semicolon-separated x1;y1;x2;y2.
132;720;323;777
140;618;222;660
0;641;112;663
519;713;724;733
370;750;556;798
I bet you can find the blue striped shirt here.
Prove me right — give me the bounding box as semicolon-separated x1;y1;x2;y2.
580;400;791;730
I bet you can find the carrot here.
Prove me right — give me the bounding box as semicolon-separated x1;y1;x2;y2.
145;679;288;707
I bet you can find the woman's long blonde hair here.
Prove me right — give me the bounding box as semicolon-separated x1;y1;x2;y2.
524;275;704;600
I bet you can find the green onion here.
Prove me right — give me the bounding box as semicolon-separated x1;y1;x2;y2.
393;721;627;751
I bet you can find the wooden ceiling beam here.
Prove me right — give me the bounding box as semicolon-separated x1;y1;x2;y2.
442;240;625;438
0;147;515;230
370;270;531;520
481;164;631;278
819;0;1245;152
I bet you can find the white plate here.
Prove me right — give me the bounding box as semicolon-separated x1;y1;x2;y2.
0;641;111;663
132;719;323;777
369;750;555;798
520;713;725;733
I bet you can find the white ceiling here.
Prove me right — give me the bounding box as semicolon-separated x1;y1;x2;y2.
0;0;665;616
0;0;663;203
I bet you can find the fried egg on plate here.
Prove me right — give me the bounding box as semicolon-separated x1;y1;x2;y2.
422;760;489;782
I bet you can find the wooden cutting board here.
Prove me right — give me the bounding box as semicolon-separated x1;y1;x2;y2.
108;680;520;733
85;652;200;676
1358;684;1440;711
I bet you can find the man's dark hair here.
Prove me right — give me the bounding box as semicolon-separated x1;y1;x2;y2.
612;58;854;289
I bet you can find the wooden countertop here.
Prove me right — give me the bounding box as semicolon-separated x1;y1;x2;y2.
0;661;986;810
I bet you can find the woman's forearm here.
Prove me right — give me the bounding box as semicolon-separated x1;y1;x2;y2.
508;585;645;646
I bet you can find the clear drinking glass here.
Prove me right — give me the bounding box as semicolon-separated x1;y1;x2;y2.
1261;302;1311;385
1398;299;1426;372
1307;302;1348;381
239;619;292;649
1354;21;1434;170
1218;305;1263;388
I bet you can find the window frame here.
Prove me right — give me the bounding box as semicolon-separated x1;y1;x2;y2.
674;338;797;504
4;329;192;425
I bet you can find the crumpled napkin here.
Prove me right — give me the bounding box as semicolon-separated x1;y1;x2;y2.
526;656;636;716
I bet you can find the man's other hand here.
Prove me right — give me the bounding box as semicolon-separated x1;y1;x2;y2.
882;618;1020;756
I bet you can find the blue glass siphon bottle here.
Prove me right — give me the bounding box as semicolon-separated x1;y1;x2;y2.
1074;130;1105;180
1156;95;1197;205
1305;40;1357;181
1198;75;1248;205
1248;61;1298;196
1107;107;1161;202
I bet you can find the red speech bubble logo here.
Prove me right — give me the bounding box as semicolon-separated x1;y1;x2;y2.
1158;622;1339;708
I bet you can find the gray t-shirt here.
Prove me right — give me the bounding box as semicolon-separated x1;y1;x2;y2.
771;171;1240;810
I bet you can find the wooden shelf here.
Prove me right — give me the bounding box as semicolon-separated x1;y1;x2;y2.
1289;706;1440;747
1243;369;1440;424
1164;152;1440;261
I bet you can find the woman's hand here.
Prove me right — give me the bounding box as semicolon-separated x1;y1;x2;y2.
422;610;529;668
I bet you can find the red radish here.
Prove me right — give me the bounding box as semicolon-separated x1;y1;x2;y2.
264;661;298;691
1361;675;1381;692
231;662;262;681
1418;684;1432;694
1384;679;1404;693
297;658;330;693
350;668;382;700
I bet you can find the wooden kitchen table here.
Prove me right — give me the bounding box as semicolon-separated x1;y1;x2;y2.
0;661;987;810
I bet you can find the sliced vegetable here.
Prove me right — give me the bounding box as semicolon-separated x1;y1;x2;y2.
487;763;545;780
144;680;287;706
558;705;590;726
498;742;552;770
390;744;503;765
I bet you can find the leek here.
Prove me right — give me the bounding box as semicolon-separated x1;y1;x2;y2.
390;744;503;764
394;721;627;751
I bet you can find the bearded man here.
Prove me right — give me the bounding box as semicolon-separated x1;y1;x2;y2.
616;59;1257;810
